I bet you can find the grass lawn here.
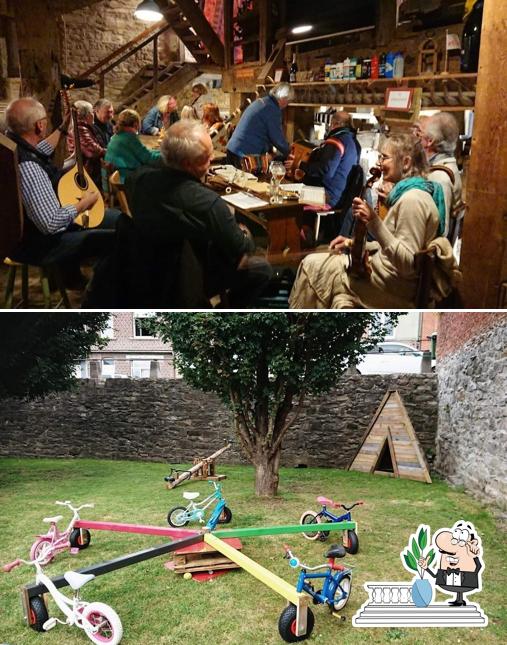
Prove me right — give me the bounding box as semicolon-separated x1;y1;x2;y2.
0;457;505;645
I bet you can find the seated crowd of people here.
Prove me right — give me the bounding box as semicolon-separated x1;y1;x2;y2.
3;81;463;309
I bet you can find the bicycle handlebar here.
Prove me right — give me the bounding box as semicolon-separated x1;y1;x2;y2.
282;545;332;572
3;558;22;572
55;501;94;512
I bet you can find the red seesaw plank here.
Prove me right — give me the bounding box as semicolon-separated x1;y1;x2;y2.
74;520;200;540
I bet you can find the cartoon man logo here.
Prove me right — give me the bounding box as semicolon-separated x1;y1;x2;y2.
418;520;484;607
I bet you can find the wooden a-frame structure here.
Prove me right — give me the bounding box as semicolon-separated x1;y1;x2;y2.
348;390;432;483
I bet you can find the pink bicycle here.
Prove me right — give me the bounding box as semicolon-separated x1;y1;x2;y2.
30;500;94;565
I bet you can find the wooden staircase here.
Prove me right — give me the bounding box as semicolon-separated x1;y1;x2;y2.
76;0;225;111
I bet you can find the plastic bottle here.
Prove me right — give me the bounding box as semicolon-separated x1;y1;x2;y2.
385;51;395;78
349;57;357;79
461;0;484;73
370;54;379;79
355;57;363;79
379;52;386;78
393;52;404;78
325;58;333;82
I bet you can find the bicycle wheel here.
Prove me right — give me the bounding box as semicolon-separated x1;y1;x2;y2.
300;511;321;540
69;528;91;550
344;529;359;554
167;506;189;527
29;538;54;566
82;601;123;645
29;595;49;632
332;574;352;612
217;506;232;524
278;603;314;643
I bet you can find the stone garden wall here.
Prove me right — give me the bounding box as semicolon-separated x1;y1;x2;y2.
436;317;507;509
0;375;437;469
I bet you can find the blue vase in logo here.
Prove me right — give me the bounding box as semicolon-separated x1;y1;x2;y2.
412;578;433;607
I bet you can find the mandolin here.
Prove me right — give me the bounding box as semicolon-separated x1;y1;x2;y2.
348;166;382;279
57;90;104;228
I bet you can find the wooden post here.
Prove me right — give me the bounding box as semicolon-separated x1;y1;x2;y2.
5;14;20;77
460;0;507;307
375;0;397;48
153;34;159;99
223;0;232;69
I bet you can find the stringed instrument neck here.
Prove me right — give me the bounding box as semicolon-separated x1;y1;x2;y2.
348;166;382;279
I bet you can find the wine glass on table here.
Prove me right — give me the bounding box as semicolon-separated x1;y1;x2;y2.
269;160;286;204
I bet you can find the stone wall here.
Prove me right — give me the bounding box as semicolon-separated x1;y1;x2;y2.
59;0;178;106
0;375;437;469
436;317;507;510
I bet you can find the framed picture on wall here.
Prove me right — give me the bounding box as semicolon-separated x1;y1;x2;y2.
274;69;284;83
384;87;415;111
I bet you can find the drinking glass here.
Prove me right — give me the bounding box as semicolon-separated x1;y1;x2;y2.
269;161;286;204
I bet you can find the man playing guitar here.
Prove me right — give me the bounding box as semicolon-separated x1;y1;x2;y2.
5;97;120;291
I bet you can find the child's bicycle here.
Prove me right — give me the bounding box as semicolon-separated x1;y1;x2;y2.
279;543;353;643
300;497;363;553
167;481;232;531
3;553;122;644
30;500;95;566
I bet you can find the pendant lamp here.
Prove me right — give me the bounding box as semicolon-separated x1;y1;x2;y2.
134;0;163;22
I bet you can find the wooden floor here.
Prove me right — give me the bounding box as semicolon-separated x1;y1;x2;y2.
0;263;92;309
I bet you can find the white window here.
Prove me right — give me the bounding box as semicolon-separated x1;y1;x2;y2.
74;361;89;378
101;315;115;339
133;311;156;338
101;359;115;378
379;313;395;339
132;360;153;379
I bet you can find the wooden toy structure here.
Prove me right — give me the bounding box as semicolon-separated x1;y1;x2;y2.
165;444;230;489
19;516;357;640
348;390;432;483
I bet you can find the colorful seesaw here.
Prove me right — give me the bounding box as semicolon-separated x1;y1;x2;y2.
15;515;357;641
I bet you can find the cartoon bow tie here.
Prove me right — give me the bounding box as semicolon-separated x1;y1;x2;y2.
446;568;461;575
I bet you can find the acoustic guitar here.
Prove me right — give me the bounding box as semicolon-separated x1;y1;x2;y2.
348;167;382;279
57;90;104;228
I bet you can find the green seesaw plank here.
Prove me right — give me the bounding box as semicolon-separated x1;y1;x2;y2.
213;521;356;538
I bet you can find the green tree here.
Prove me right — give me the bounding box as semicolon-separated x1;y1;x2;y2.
0;313;110;399
152;312;401;497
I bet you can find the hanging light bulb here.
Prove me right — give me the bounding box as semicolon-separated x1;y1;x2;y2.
134;0;163;22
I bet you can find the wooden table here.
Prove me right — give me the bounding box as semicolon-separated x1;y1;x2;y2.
139;134;160;150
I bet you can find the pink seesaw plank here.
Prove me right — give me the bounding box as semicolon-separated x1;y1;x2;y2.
74;520;200;540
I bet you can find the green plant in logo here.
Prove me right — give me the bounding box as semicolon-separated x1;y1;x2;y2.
401;525;435;607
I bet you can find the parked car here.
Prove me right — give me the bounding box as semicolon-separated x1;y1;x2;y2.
354;342;426;374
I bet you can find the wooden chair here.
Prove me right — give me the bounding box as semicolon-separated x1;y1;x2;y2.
100;159;115;207
414;247;463;308
109;170;132;217
0;132;70;308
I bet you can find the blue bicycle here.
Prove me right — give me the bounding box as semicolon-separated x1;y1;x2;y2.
279;543;353;642
300;497;363;553
167;481;232;531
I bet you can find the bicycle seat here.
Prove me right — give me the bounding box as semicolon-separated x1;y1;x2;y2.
317;496;335;506
64;571;95;590
183;492;200;500
42;515;63;524
326;544;346;559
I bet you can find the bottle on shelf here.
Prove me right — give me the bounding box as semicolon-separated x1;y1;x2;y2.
379;52;386;78
370;54;379;79
289;52;298;83
324;57;333;81
349;56;357;79
385;51;395;78
393;52;404;78
362;58;371;79
461;0;484;73
355;57;363;79
336;61;344;80
343;57;351;80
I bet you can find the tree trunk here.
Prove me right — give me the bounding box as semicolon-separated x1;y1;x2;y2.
253;447;281;497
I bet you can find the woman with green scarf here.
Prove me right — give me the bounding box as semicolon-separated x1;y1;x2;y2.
289;133;445;308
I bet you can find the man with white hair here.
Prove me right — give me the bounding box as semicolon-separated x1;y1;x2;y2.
66;100;106;188
421;111;465;240
5;97;119;290
93;98;114;147
123;119;272;307
226;82;294;168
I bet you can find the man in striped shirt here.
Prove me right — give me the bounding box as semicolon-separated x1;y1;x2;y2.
5;97;119;291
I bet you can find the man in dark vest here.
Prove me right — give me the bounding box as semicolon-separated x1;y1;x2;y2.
5;97;119;290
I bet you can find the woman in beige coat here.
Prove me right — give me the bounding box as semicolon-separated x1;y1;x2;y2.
289;133;446;309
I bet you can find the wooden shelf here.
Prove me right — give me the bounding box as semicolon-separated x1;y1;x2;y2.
259;73;478;87
289;103;474;112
